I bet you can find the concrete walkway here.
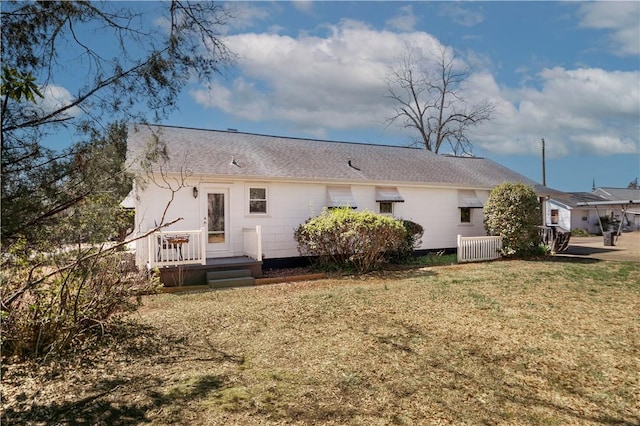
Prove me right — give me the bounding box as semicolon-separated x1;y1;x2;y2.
557;231;640;263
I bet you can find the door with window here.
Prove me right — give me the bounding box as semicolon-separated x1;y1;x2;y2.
203;189;229;255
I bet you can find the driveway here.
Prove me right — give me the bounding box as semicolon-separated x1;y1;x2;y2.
557;231;640;263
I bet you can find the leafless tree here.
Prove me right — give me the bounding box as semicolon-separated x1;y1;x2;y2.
385;45;495;155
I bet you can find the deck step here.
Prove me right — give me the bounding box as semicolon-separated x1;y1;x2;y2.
207;269;255;289
206;269;253;281
208;276;255;289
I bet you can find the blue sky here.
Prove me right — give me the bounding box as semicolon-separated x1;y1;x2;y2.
41;1;640;192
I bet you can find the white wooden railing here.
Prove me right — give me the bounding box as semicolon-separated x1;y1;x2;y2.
148;228;206;268
243;225;262;261
457;234;503;263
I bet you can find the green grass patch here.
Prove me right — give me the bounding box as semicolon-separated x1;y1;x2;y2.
401;252;457;267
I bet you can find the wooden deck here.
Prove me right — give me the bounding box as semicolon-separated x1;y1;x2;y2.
157;256;262;287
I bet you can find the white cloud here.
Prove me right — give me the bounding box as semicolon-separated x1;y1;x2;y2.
225;3;270;31
293;1;314;14
578;2;640;56
194;21;443;133
438;4;484;27
194;20;639;158
34;84;83;119
385;5;419;32
474;67;640;157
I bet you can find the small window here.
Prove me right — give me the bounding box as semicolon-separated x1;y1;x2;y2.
460;207;471;223
581;210;589;222
379;202;393;215
551;209;559;225
249;187;267;214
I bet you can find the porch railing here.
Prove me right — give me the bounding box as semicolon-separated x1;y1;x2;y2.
243;225;262;261
457;234;503;263
148;228;206;268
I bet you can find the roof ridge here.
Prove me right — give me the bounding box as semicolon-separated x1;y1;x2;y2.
139;122;429;152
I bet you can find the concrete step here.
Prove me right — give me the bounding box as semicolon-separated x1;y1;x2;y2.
208;276;255;289
206;269;253;281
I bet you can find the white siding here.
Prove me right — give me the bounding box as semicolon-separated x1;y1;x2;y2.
134;177;492;265
570;208;601;234
546;200;571;230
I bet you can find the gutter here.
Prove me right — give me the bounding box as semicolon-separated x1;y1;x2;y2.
576;200;640;207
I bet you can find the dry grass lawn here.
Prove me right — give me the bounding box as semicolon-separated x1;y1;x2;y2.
2;258;639;425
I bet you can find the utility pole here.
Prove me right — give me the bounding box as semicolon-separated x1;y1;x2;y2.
540;138;547;227
541;138;546;187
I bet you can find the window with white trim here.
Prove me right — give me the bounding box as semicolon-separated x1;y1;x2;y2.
379;201;393;215
376;187;403;215
249;187;268;214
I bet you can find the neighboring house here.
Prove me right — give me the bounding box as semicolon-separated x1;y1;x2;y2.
126;124;555;270
545;192;608;234
590;187;640;231
545;187;640;233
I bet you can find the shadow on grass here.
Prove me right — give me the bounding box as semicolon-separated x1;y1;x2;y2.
2;374;227;426
1;321;241;426
533;256;602;265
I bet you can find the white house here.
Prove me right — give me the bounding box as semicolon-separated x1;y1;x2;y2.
545;188;640;234
126;124;554;279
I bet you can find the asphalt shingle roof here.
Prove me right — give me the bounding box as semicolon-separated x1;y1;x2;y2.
552;192;607;208
593;187;640;202
127;124;554;192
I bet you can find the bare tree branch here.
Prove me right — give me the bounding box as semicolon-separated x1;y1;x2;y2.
385;45;495;155
2;217;182;310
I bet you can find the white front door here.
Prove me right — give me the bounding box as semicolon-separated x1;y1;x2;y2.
203;188;230;255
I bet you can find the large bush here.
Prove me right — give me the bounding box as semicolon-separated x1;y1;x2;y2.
294;208;406;273
1;242;160;360
483;182;542;256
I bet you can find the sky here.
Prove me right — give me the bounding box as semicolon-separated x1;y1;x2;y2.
39;1;640;193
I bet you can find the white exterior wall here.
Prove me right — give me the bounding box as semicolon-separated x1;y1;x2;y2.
133;176;491;265
629;212;640;231
546;200;571;230
549;201;572;230
571;208;601;233
390;187;489;249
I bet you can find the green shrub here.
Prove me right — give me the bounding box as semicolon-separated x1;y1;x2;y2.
294;208;406;273
483;182;542;257
571;228;590;237
1;242;160;361
385;219;424;263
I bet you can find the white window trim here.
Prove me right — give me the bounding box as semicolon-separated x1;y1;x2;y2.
246;184;269;216
379;201;394;215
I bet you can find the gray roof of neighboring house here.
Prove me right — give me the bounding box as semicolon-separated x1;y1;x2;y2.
593;187;640;202
127;123;557;193
550;192;607;208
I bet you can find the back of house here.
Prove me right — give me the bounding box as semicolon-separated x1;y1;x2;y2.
126;123;550;268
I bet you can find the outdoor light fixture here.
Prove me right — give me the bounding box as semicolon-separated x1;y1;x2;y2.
192;186;199;198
